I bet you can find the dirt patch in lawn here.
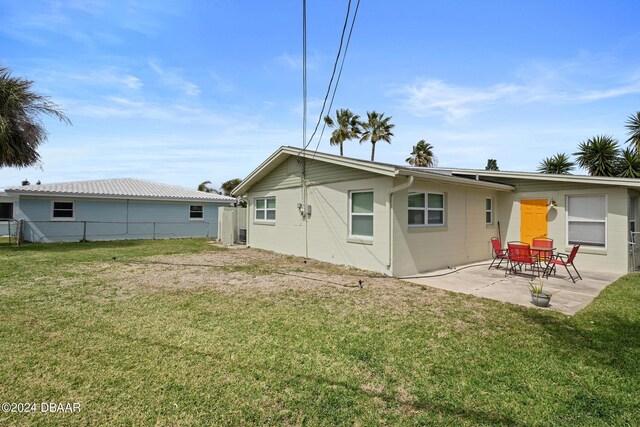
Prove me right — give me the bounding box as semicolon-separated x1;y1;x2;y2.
89;246;480;315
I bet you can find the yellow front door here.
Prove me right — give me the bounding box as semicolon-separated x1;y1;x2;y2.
520;199;548;245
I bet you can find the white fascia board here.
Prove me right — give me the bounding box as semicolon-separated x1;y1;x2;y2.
435;168;640;189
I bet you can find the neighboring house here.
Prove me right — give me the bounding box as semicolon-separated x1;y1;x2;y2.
0;191;18;236
4;178;235;242
233;146;640;276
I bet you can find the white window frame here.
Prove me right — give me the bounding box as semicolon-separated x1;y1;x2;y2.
254;197;276;222
189;205;204;220
408;191;445;227
349;190;374;239
486;197;494;225
51;200;75;221
566;194;607;249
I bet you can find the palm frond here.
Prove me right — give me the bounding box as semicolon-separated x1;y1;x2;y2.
0;66;71;168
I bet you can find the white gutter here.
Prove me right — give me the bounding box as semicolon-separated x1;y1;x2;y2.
387;175;414;272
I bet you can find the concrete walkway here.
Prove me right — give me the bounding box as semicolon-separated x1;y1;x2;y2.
400;262;621;315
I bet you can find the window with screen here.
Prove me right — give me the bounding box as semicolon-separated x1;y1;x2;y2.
408;192;445;226
486;197;493;224
52;201;74;219
190;205;204;219
255;197;276;222
350;191;374;238
567;195;606;247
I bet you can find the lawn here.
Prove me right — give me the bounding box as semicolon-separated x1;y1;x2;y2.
0;239;638;426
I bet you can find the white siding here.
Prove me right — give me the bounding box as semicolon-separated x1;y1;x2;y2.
497;186;629;274
246;157;394;274
392;177;499;276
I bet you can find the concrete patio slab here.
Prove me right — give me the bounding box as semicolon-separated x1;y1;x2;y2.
400;262;621;315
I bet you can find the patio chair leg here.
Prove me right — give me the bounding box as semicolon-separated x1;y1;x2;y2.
571;263;582;281
504;259;511;277
564;263;577;283
542;261;553;279
490;256;506;270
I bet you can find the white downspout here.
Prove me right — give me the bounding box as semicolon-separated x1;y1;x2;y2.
387;175;414;273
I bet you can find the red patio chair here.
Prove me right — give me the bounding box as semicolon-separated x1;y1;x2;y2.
506;242;540;277
532;237;554;263
543;245;582;283
489;237;509;270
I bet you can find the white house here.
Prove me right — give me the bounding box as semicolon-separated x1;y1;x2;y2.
233;146;640;277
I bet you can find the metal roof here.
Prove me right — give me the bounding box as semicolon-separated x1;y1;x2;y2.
429;168;640;189
233;146;515;195
4;178;237;202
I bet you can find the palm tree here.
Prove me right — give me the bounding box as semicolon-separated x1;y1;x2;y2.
574;135;620;176
615;147;640;178
0;66;70;168
360;111;394;161
197;180;216;193
537;153;575;174
625;111;640;151
485;159;499;171
220;178;242;196
406;140;437;167
323;109;361;156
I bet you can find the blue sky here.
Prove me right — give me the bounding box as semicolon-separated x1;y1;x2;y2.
1;0;639;190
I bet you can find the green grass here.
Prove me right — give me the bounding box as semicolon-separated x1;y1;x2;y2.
1;239;639;426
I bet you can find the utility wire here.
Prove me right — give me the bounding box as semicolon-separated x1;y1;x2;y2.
302;0;307;151
299;0;354;154
310;0;361;159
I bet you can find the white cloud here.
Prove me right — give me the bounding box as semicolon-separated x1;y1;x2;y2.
391;79;522;121
68;69;143;90
148;61;200;96
60;95;237;126
573;80;640;101
391;68;640;121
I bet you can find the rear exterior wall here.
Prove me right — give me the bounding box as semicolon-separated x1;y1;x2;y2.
496;181;629;274
245;157;394;274
391;178;500;277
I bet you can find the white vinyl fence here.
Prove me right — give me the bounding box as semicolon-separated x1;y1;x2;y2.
218;207;247;245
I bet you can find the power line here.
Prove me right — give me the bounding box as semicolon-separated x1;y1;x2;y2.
310;0;361;159
302;0;307;151
299;0;355;154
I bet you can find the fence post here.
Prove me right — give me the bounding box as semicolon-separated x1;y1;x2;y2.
17;219;24;246
153;222;156;240
82;221;87;242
